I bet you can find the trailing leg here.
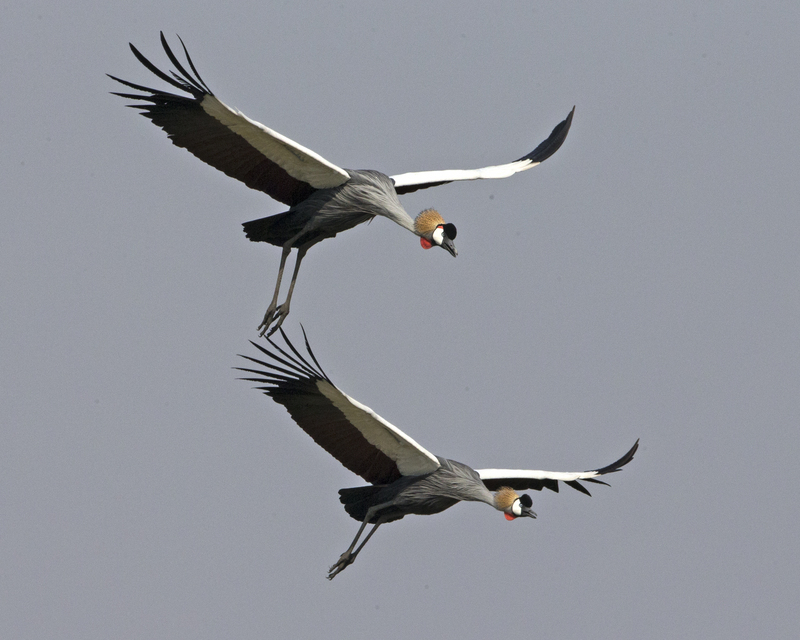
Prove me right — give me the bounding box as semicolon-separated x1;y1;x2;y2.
327;504;391;580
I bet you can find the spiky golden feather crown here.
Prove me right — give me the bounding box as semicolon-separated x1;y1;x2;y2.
493;486;520;511
413;208;445;238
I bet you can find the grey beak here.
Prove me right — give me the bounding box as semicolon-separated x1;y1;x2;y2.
441;236;458;257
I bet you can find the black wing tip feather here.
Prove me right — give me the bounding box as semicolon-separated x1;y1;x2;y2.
576;438;639;496
109;33;213;101
565;480;592;496
236;329;332;394
517;105;575;165
264;329;327;381
298;325;331;382
570;438;639;496
592;439;639;476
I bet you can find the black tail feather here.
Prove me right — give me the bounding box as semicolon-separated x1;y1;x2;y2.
338;485;406;524
242;211;293;245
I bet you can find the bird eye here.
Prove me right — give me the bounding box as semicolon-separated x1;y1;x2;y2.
511;499;523;517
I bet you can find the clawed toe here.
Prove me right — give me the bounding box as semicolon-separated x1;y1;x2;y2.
327;552;354;580
258;305;288;337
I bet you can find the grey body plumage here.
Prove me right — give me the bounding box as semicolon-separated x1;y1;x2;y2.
242;170;412;247
340;457;495;524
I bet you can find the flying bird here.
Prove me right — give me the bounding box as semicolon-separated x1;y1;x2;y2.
238;330;638;579
109;33;575;336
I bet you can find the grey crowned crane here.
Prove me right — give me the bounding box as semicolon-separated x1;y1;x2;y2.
238;330;638;580
109;33;575;336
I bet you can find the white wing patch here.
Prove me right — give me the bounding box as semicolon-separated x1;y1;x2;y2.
317;380;440;477
477;468;603;482
390;159;537;189
201;95;350;189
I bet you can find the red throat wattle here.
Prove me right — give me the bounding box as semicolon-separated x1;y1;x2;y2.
420;237;433;250
504;513;516;521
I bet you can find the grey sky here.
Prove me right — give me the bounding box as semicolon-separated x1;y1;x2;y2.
3;2;799;638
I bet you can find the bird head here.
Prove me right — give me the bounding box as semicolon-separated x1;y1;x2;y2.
494;487;537;521
414;209;458;257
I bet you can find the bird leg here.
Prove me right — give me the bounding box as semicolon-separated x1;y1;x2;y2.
327;505;391;580
258;243;292;336
258;239;309;337
265;245;307;337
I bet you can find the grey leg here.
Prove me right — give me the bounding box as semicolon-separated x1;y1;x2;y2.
258;242;293;336
327;504;392;580
261;244;308;337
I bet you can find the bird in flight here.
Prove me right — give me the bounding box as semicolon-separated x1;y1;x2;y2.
238;330;638;579
109;34;574;336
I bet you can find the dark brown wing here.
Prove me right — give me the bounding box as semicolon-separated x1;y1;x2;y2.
238;329;440;485
109;32;349;206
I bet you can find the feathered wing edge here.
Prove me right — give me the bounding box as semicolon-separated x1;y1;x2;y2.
108;33;349;205
237;329;440;484
478;439;639;496
108;32;211;100
390;106;575;195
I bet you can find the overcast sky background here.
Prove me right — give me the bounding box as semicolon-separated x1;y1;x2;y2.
3;2;799;638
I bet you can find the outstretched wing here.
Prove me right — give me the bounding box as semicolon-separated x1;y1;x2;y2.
238;329;440;485
390;106;574;195
108;32;349;207
478;439;638;496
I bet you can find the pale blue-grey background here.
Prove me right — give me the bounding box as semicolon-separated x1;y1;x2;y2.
3;2;798;638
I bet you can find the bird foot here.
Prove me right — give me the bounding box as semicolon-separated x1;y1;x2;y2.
327;551;355;580
258;304;289;337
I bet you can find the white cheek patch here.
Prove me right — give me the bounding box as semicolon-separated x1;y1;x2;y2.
431;226;445;246
511;499;523;517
